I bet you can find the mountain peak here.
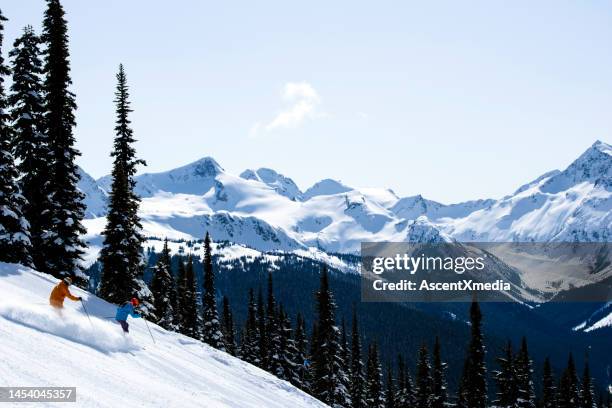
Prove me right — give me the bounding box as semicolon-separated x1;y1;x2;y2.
187;156;224;178
303;179;352;200
239;167;303;201
591;140;612;156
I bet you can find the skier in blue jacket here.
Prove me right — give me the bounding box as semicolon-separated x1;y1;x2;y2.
116;298;141;333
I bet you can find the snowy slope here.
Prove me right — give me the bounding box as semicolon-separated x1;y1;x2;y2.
0;263;327;408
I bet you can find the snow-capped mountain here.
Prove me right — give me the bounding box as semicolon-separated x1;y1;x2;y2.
77;167;108;218
240;168;303;201
80;140;612;296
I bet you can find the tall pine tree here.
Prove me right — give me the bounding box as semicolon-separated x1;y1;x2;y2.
366;342;385;408
0;10;32;266
459;299;487;408
201;232;224;350
240;288;260;365
581;359;596;408
558;353;580;408
415;344;433;408
178;255;199;338
98;64;149;308
9;25;49;270
350;308;367;408
311;266;351;407
542;357;557;408
221;295;237;356
494;341;518;408
432;336;448;408
42;0;86;278
150;239;177;329
515;337;535;408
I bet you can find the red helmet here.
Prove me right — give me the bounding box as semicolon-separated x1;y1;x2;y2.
130;298;139;306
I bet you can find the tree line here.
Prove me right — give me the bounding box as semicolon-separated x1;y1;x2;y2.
0;1;85;278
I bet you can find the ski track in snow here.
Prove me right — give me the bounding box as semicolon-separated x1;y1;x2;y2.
0;263;328;408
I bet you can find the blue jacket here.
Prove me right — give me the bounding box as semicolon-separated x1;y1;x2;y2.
115;302;141;321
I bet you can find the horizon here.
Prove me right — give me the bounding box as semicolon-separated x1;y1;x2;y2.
3;1;612;203
86;138;608;205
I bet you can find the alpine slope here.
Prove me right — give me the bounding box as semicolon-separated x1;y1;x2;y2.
0;262;328;408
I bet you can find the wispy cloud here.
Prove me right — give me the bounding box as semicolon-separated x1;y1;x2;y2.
250;82;322;138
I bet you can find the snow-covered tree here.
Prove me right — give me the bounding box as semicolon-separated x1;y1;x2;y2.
257;288;267;368
42;0;86;278
278;305;301;386
558;353;580;408
396;354;416;408
365;342;385;408
221;295;237;356
581;359;596;408
201;232;225;350
415;344;433;408
542;357;557;408
150;239;177;329
240;288;260;366
0;10;32;267
9;25;50;270
349;308;367;408
294;312;311;392
385;365;396;408
494;341;518;408
432;336;448;408
98;64;149;308
311;266;351;407
266;272;283;374
515;337;535;408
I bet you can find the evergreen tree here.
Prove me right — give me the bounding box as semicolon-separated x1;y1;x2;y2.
432;336;448;408
98;65;149;307
221;296;237;356
459;299;487;408
396;354;416;408
178;255;199;338
350;308;367;408
201;232;224;350
0;11;32;266
494;341;518;408
266;272;283;375
294;312;311;392
42;0;86;278
240;288;260;365
366;342;385;408
175;258;187;329
415;344;433;408
257;287;267;368
542;357;557;408
581;359;596;408
386;364;396;408
149;239;177;329
9;25;49;270
311;266;351;407
278;305;301;386
515;337;536;408
558;353;580;408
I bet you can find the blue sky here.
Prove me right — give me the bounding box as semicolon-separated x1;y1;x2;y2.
3;1;611;203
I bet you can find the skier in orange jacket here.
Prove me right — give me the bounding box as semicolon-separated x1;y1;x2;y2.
49;277;81;308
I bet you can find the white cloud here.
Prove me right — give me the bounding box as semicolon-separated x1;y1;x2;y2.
250;82;322;137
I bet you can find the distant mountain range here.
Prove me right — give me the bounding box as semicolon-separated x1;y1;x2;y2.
78;140;612;307
80;140;611;246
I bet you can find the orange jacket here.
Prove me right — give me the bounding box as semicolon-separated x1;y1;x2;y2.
49;281;79;308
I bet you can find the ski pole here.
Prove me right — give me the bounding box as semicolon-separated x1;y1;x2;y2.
80;299;93;327
143;318;156;344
